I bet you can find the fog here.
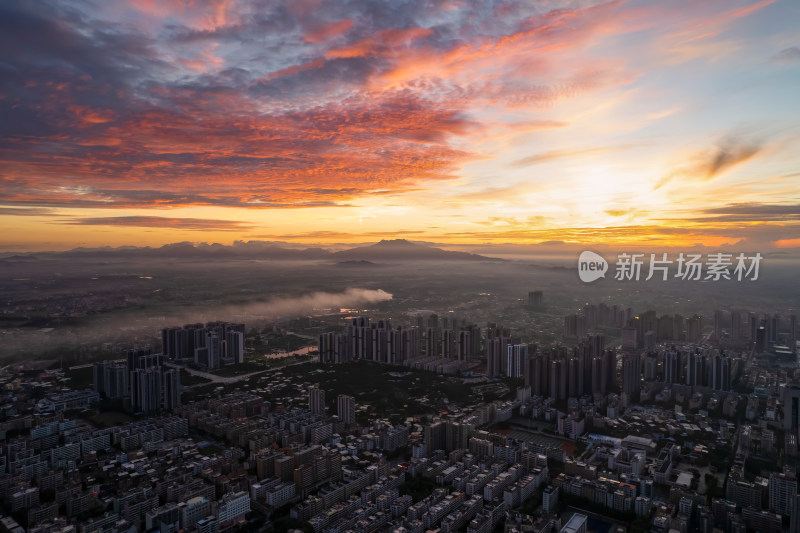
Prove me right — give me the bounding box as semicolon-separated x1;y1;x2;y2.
1;241;798;363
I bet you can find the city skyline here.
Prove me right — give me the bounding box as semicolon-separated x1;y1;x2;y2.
1;0;800;251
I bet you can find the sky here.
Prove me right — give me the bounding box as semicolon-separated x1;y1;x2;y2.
1;0;799;252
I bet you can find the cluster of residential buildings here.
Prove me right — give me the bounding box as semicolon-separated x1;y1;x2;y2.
3;302;800;533
93;348;179;414
161;323;245;370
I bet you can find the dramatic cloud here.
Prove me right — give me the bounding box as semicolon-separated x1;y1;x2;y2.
0;0;795;250
0;0;642;211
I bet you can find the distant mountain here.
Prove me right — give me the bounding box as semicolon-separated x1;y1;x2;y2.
337;260;378;266
4;239;503;262
21;242;332;261
331;239;500;262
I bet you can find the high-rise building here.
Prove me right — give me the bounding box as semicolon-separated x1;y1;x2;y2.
163;323;239;362
577;345;593;396
756;321;767;352
181;497;213;531
686;314;703;342
399;325;420;362
424;327;438;358
769;469;797;516
769;314;780;344
549;359;566;400
567;357;580;398
591;357;604;395
444;420;473;451
162;368;181;411
711;353;731;391
130;367;162;414
217;491;250;524
372;320;391;362
486;337;508;378
664;350;681;384
644;354;657;381
457;329;472;361
162;327;181;359
714;310;725;340
542;485;559;515
225;330;244;364
527;290;543;307
93;361;128;399
126;347;159;372
127;350;180;413
686;352;705;387
506;344;528;378
748;312;758;341
622;327;638;350
790;494;800;533
441;329;455;359
601;349;616;393
785;386;800;432
560;513;587;533
337;394;355;425
731;310;741;341
525;354;548;397
309;386;325;416
587;334;605;358
206;332;221;370
622;354;640;401
424;421;446;452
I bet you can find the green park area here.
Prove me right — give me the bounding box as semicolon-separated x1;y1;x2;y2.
246;331;317;357
269;360;519;421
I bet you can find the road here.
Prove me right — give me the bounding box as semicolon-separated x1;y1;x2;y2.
165;362;268;384
166;356;313;385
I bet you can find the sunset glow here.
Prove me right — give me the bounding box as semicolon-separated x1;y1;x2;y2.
1;0;799;251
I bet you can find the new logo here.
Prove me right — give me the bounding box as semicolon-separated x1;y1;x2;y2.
578;251;608;282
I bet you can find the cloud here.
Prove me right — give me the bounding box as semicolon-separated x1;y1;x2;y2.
0;0;789;249
511;146;625;167
605;208;637;217
59;216;255;231
655;135;763;189
256;230;427;240
0;0;648;213
773;238;800;248
438;221;800;249
0;93;472;208
0;207;56;216
304;19;354;43
772;46;800;63
325;27;433;59
704;143;761;178
698;203;800;222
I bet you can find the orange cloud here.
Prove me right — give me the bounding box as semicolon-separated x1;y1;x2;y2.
70;106;115;125
773;238;800;248
1;92;473;209
305;19;354;43
130;0;235;31
326;27;433;59
60;216;254;231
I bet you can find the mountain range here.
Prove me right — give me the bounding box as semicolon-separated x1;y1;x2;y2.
1;239;501;262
